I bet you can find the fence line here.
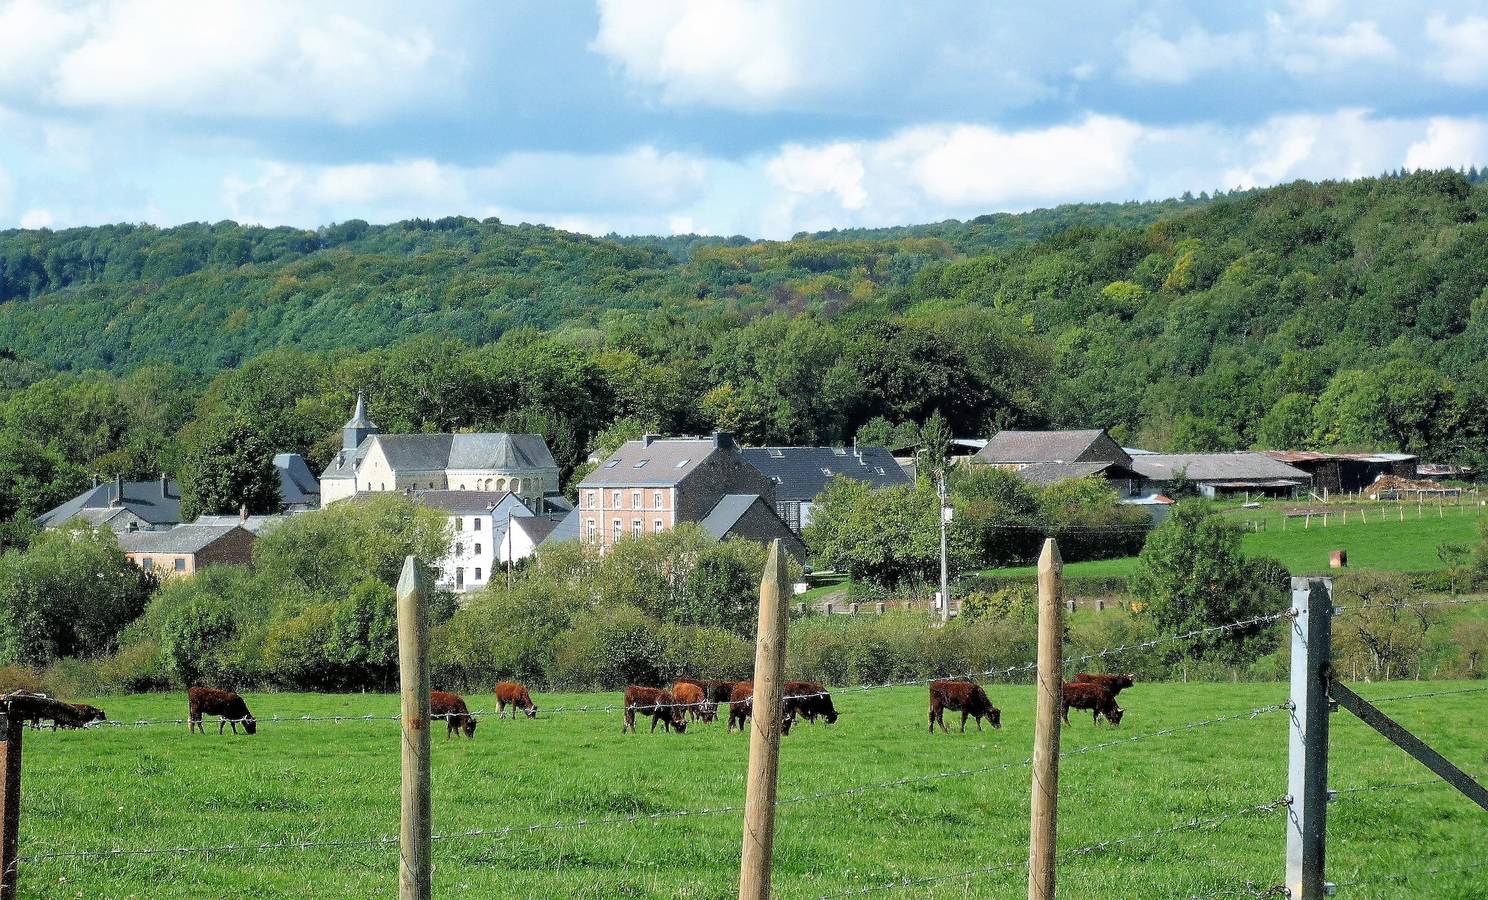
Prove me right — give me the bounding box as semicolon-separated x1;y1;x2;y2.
1332;596;1488;612
1351;685;1488;704
18;699;1288;868
1334;772;1484;795
819;796;1291;897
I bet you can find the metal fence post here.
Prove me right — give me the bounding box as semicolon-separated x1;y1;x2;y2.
1286;577;1334;900
1028;538;1063;900
397;557;433;900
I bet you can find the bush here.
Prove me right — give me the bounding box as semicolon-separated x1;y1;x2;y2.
97;639;168;692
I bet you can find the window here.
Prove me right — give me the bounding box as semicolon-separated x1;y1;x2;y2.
632;491;641;508
456;517;463;531
455;543;463;556
174;558;186;572
474;567;482;581
604;460;620;468
586;490;595;509
653;519;663;533
474;543;482;555
142;557;153;571
632;519;642;539
768;448;784;458
833;447;847;456
459;483;466;490
653;490;662;508
586;519;596;543
633;459;648;468
612;520;621;544
613;490;622;507
473;518;481;531
821;467;833;476
456;568;465;589
675;458;690;468
511;479;522;493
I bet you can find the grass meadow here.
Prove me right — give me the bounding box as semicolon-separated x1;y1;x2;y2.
15;682;1488;898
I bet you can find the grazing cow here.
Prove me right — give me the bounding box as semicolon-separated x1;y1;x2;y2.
729;681;802;735
671;681;715;723
71;703;107;725
701;680;739;705
1061;682;1124;727
783;681;839;726
495;682;538;719
1073;673;1135;699
431;690;478;739
187;687;257;735
27;700;106;730
928;680;1001;733
623;686;687;734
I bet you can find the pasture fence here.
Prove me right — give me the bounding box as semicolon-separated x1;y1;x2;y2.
1;543;1485;897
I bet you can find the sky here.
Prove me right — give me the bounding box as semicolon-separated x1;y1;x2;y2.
2;0;1488;238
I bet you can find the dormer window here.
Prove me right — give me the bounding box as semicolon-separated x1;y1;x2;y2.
768;449;784;458
833;447;847;456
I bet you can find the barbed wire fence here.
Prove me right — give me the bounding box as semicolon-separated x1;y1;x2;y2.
4;562;1486;896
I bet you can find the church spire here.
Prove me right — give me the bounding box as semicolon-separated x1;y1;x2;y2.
342;392;378;450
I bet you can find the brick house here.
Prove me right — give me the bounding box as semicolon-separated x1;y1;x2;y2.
116;524;255;577
577;433;806;559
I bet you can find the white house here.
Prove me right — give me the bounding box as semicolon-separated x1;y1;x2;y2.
412;491;534;594
320;395;559;506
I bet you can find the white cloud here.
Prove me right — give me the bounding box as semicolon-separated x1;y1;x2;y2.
0;0;447;123
1217;109;1418;188
1405;118;1488;170
767;144;866;210
1119;23;1254;84
1424;13;1488;86
1271;18;1395;74
590;0;881;109
18;209;54;229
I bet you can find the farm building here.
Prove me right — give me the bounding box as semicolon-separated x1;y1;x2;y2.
971;428;1144;496
36;474;183;533
116;524;255;577
739;445;908;533
1261;451;1416;495
1129;452;1311;498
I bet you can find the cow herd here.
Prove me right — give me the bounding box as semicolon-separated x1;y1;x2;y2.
39;672;1134;738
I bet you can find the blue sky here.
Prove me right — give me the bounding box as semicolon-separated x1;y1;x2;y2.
2;0;1488;238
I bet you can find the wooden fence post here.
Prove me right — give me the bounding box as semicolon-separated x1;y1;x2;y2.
0;703;19;900
397;557;433;900
1028;538;1063;900
740;540;791;900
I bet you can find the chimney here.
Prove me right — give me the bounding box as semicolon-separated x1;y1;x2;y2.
239;503;249;524
92;474;100;489
712;432;735;450
160;473;169;496
642;434;658;447
112;474;124;507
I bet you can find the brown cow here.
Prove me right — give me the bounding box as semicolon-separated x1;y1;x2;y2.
495;682;538;719
702;680;739;705
431;690;478;739
188;687;257;735
1061;682;1124;727
1073;673;1135;699
26;700;106;730
728;681;800;735
671;681;715;723
623;686;687;734
783;681;838;726
928;680;1001;733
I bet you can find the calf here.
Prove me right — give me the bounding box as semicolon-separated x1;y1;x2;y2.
1073;673;1135;699
1061;682;1124;727
431;690;478;739
783;681;838;726
928;680;1001;733
623;686;687;734
495;681;538;719
187;687;257;735
671;681;715;723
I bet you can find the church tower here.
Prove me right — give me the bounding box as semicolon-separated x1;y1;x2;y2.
342;393;379;451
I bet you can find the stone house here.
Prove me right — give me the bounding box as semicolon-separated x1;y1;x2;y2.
116;524;255;577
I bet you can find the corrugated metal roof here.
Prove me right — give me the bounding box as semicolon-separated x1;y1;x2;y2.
1131;453;1310;482
739;446;908;501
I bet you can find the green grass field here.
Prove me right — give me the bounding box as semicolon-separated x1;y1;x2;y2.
981;506;1485;581
15;684;1487;898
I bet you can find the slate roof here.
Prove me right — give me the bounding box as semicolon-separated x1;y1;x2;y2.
739;446;908;502
323;433;557;479
698;494;762;540
538;509;580;547
974;429;1131;466
1130;453;1310;483
514;515;562;544
274;453;320;506
1013;461;1121;487
191;514;290;535
580;437;720;487
36;479;183;528
116;524;248;554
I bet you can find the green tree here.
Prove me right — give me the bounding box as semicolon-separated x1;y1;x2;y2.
179;414;282;520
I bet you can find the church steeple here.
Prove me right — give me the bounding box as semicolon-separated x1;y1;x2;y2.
342;392;379;451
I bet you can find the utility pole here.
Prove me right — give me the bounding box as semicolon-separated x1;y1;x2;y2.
938;468;950;624
506;507;513;593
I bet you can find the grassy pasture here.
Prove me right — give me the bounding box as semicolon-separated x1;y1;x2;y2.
14;683;1488;898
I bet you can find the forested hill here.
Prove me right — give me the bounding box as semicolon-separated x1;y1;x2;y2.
1;171;1488;527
